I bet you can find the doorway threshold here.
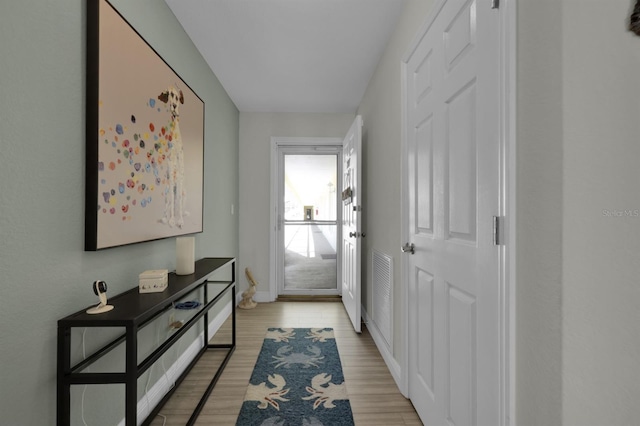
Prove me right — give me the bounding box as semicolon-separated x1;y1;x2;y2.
276;295;342;302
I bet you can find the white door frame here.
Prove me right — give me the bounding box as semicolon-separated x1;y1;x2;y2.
399;0;517;424
269;137;344;301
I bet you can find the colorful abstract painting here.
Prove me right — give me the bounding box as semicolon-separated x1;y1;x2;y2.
86;0;204;250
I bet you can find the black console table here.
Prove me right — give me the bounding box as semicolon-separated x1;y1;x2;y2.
57;257;236;426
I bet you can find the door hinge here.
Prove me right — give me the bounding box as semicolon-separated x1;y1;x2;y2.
493;216;502;246
491;0;499;9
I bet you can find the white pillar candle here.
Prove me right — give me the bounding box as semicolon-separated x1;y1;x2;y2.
176;237;195;275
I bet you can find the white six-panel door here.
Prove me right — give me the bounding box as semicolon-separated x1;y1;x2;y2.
342;116;363;333
404;0;501;424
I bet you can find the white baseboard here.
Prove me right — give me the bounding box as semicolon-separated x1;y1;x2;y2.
361;305;405;397
117;301;233;426
253;290;273;303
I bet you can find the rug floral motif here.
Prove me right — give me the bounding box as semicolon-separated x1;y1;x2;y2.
235;328;355;426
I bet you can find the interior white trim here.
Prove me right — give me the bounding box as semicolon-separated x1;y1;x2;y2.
269;137;344;301
362;305;402;389
399;0;517;422
253;291;272;303
504;0;517;424
399;50;411;401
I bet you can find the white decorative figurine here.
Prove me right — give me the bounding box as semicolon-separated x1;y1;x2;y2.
238;267;258;309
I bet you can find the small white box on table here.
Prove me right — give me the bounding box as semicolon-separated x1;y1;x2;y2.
139;269;168;293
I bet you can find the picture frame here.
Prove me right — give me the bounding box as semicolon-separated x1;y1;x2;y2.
86;0;204;250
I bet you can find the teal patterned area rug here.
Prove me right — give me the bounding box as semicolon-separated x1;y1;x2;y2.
236;328;355;426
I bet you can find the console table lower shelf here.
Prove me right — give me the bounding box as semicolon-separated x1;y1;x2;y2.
57;257;236;426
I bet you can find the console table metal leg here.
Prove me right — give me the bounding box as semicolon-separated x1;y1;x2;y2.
126;325;138;425
204;283;209;344
57;326;71;426
232;284;236;347
187;281;236;426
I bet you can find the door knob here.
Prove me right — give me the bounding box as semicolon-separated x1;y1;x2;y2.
401;243;415;254
349;232;357;238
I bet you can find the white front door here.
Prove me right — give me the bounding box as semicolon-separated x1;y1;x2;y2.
341;116;363;333
273;140;342;297
404;0;502;424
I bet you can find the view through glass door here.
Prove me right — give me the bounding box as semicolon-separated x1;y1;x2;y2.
278;148;341;295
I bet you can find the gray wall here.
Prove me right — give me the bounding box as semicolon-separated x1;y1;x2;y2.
514;0;640;424
356;0;435;367
517;0;640;424
516;0;564;424
0;1;239;424
562;1;640;424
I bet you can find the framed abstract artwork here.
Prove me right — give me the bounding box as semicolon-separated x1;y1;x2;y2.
86;0;204;250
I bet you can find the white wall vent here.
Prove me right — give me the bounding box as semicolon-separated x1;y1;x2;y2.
372;249;393;349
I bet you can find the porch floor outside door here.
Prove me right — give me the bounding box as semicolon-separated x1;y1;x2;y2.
284;223;336;290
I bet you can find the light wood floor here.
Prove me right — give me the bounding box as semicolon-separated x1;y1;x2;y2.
151;301;422;425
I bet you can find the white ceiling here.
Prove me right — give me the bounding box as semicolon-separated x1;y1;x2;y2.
164;0;407;113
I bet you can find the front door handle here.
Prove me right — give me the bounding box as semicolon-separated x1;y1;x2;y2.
401;243;415;254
